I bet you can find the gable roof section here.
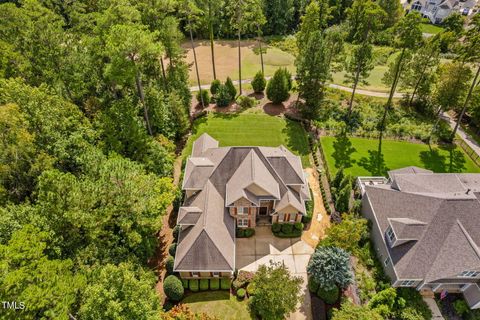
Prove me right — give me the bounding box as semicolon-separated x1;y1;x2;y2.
276;188;305;213
267;156;304;184
389;218;427;241
177;207;202;226
192;133;219;157
182;158;215;189
225;150;280;206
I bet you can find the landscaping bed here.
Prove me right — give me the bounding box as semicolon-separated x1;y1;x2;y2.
271;222;303;238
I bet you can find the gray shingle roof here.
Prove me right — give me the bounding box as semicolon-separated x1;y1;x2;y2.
175;134;309;272
364;169;480;282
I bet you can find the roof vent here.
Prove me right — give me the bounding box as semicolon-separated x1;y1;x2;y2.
466;188;471;194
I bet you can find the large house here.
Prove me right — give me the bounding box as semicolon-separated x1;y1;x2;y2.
358;167;480;309
409;0;478;24
173;133;310;279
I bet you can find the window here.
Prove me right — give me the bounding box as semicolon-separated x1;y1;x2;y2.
386;226;396;245
237;207;248;215
237;218;249;227
192;272;199;278
459;271;480;278
384;257;391;266
278;213;285;222
399;280;416;287
212;272;219;277
289;213;296;222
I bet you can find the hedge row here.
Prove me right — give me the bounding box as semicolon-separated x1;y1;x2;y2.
187;278;231;292
272;222;303;238
308;135;320;168
236;227;255;238
318;172;332;215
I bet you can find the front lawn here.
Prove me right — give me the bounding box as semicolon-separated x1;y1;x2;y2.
420;23;444;34
182;291;252;320
183;113;311;167
320;136;480;177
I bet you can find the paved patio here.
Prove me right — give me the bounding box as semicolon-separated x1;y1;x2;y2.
236;226;315;320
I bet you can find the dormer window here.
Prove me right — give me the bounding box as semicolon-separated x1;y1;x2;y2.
237;207;248;215
459;270;480;278
386;226;396;245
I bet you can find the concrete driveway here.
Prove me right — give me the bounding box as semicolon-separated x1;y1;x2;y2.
236;226;315;320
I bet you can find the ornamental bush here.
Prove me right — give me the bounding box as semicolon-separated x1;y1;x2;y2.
251;71;267;93
294;222;303;231
189;279;199;292
210;278;220;290
199;279;209;291
196;90;210;107
181;279;189;289
307;246;353;290
281;223;293;234
308;277;320;293
225;77;237;101
169;243;177;257
210;79;221;96
266;68;290;104
237;95;256;109
172;225;180;242
244;228;255;237
165;256;174;275
163;275;184;301
220;278;231;290
247;282;256;296
216;84;231;107
237;288;246;299
317;286;339;305
272;223;281;233
236;228;245;238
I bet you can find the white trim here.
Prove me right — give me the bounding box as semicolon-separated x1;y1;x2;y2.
461;283;472;292
432;283;442;292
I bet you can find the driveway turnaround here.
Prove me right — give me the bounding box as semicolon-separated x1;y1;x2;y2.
236;226;315;320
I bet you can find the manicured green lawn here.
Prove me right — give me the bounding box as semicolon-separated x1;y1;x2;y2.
182;291;252;320
420;23;444;34
183;113;311;167
320;136;480;177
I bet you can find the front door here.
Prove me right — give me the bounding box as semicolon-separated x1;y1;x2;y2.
259;206;268;215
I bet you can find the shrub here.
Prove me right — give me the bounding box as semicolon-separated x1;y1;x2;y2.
274;229;302;238
244;228;255;237
210;79;221;96
237;95;256;109
199;279;209;291
172;225;180;242
181;278;189;289
453;299;470;316
163;275;184;301
317;286;339;304
251;71;267;93
236;228;245;237
281;223;293;234
225;77;237;101
189;279;199;292
233;270;254;290
163;300;174;311
165;255;175;275
210;278;220;290
272;223;281;233
169;243;177;257
220;278;231;290
307;246;353;290
278;68;292;90
216;84;231;107
237;288;246;299
247;282;256;295
294;222;303;231
302;215;312;224
266;68;290;104
196;90;210;107
308;277;320;293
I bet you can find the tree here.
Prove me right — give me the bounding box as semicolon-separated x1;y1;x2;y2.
163;275;185;301
263;0;295;35
331;301;383;320
378;12;422;168
0;225;84;320
319;214;369;255
367;287;401;318
249;261;303;320
450;14;480;140
332;166;345;189
225;76;237;100
307;246;353;290
335;183;351;213
399;36;441;107
266;68;290;104
442;12;465;34
378;0;403;28
252;70;267;93
228;0;265;95
79;263;161;320
344;0;385;116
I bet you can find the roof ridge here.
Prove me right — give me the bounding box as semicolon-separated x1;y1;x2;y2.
251;149;255;181
457;219;480;259
203;229;234;269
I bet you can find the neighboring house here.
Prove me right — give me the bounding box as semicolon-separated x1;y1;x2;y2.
358;166;480;309
173;133;311;279
410;0;478;24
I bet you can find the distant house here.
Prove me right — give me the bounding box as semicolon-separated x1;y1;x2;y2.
358;167;480;309
410;0;478;24
173;133;310;279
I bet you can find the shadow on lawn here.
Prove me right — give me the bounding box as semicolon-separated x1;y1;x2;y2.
358;150;390;176
332;132;356;169
282;119;310;159
419;144;467;173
